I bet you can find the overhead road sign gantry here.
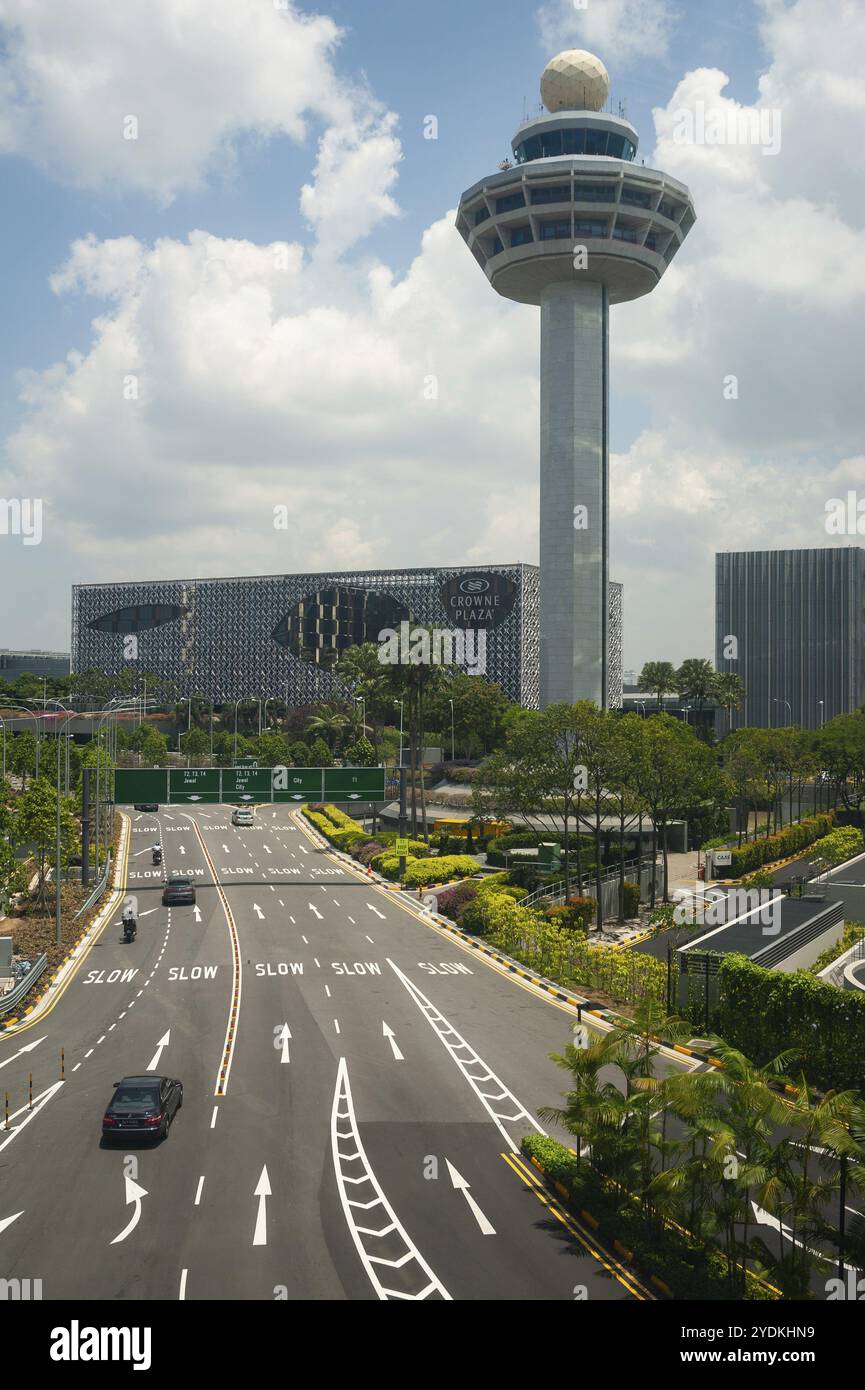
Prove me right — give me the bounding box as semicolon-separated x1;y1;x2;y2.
113;767;386;806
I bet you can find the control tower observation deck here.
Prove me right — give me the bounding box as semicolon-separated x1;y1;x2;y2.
456;50;696;707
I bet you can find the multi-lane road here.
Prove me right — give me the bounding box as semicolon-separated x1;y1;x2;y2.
0;806;677;1302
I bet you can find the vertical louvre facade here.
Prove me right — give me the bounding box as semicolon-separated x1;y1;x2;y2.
715;548;865;729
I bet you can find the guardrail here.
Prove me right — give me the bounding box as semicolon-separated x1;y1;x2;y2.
72;852;112;922
0;953;48;1018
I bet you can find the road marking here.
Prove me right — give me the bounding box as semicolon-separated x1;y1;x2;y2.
210;1106;219;1129
147;1029;171;1072
309;904;323;920
0;1211;24;1236
0;1036;47;1072
367;904;386;919
253;904;264;919
334;1019;341;1034
386;958;544;1151
382;1021;404;1061
110;1174;148;1245
276;1024;291;1064
501;1152;650;1300
188;817;243;1098
324;985;331;998
179;1268;188;1300
445;1160;496;1235
331;1058;450;1301
253;1166;271;1246
366;935;374;944
194;1176;205;1205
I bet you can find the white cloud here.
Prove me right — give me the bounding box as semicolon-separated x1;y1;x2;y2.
0;0;393;209
536;0;676;65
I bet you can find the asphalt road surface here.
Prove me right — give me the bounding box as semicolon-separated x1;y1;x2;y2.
0;806;660;1303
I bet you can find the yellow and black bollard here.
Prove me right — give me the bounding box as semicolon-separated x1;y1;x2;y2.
60;1048;65;1081
29;1073;33;1110
4;1091;8;1131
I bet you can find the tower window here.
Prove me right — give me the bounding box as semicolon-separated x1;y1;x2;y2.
510;225;533;247
539;220;572;240
530;184;571;204
496;191;526;214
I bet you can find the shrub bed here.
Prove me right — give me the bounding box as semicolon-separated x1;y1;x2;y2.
520;1136;776;1301
401;856;479;888
727;812;834;877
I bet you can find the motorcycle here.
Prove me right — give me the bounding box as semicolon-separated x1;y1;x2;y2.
152;847;163;866
122;915;137;943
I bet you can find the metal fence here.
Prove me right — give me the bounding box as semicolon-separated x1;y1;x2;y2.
0;953;48;1018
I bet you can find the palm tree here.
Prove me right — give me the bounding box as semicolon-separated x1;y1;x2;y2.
675;658;718;732
305;704;350;754
714;672;746;737
638;661;677;712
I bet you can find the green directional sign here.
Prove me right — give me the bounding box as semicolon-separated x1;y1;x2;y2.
113;766;386;806
114;769;168;804
324;767;386;802
222;766;274;803
168;767;221;804
273;768;326;804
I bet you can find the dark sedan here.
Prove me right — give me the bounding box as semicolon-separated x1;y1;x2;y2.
102;1075;183;1143
162;874;196;906
134;803;160;812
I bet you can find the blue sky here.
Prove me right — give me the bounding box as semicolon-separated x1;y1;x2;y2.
0;0;861;674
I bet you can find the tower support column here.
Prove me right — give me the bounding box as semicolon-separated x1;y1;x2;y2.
539;279;609;708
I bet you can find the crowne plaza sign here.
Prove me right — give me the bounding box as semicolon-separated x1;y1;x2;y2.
439;572;518;630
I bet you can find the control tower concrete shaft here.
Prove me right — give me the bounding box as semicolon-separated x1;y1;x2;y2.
456;49;696;707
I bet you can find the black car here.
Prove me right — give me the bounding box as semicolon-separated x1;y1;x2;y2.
162;874;196;906
102;1075;183;1142
134;803;160;812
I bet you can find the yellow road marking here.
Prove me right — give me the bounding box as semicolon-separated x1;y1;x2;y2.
500;1151;654;1301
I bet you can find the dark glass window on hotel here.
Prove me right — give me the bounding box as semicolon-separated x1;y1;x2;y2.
474;207;490;226
515;135;542;163
495;191;525;214
88;604;185;634
530;185;571;204
539;220;571;240
612;225;638;242
659;200;680;221
272;589;409;667
645;233;658;251
491;236;503;255
606;133;626;159
510;225;533;247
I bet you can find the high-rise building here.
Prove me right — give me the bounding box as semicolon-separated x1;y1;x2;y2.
456;49;695;707
715;548;865;729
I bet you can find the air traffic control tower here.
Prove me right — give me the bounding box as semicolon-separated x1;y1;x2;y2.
456;51;695;707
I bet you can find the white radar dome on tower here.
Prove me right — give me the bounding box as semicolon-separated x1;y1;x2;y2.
540;50;610;112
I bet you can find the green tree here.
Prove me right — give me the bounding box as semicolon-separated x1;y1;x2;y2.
309;736;333;768
638;660;677;710
628;714;718;901
675;658;719;729
16;779;79;908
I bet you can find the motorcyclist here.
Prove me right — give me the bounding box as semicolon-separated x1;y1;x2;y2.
122;904;137;941
151;843;162;864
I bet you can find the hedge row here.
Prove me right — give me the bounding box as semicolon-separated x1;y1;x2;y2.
717;953;865;1092
726;812;835;877
520;1136;776;1301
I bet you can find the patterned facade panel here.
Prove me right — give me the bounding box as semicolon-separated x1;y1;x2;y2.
72;565;541;708
608;581;623;709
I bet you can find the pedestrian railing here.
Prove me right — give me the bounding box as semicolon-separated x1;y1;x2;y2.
0;953;48;1018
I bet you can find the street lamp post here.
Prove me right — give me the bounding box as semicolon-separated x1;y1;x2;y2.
233;700;241;762
773;698;792;727
395;700;404;769
0;719;5;781
448;698;455;762
209;705;214;761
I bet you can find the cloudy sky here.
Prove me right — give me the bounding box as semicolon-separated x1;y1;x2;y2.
0;0;862;673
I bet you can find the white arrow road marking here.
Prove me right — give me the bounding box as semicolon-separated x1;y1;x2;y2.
110;1175;148;1245
382;1022;404;1061
193;905;202;923
138;907;158;918
179;846;186;855
276;1024;291;1064
367;904;386;919
223;844;230;852
0;1036;47;1072
445;1160;496;1235
147;1030;171;1072
0;1211;24;1236
0;1081;63;1154
253;1166;271;1246
309;904;323;920
253;905;264;919
263;844;272;854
